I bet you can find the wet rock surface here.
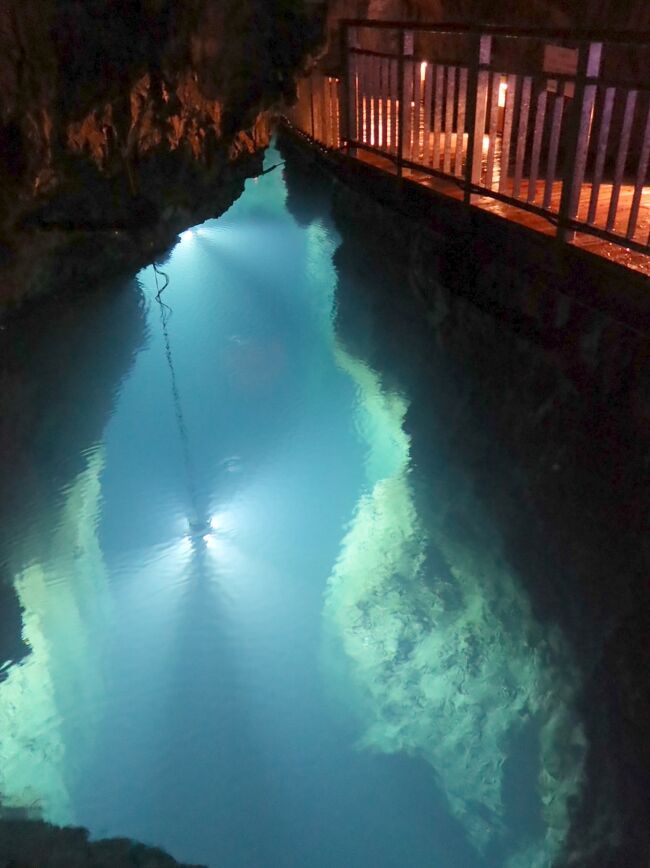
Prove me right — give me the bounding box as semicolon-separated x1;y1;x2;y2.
0;0;325;309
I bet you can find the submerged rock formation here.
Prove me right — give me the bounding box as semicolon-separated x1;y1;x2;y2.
0;0;325;308
324;322;586;868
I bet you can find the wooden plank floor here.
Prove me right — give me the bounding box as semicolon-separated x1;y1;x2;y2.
355;133;650;277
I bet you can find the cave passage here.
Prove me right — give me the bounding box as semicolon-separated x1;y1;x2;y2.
0;143;588;868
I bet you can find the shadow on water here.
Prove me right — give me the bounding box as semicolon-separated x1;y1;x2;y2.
278;130;650;867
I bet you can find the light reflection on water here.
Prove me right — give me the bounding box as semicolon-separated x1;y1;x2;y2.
0;145;585;867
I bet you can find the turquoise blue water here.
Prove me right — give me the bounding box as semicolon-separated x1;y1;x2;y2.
0;145;587;867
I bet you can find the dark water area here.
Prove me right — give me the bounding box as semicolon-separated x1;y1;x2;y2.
0;140;647;868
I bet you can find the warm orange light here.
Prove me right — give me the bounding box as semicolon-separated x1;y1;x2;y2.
498;80;508;108
420;61;428;83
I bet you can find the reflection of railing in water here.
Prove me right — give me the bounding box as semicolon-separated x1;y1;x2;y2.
285;21;650;268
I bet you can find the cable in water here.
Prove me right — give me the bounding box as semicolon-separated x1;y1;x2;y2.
152;262;203;531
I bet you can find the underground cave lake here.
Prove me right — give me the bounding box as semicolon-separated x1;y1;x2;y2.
0;143;589;868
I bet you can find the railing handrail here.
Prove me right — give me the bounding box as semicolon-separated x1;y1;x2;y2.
340;19;650;47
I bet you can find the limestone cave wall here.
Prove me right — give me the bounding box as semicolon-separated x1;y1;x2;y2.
0;0;326;308
327;0;650;29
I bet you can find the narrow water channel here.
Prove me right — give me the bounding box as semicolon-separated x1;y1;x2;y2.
0;143;593;867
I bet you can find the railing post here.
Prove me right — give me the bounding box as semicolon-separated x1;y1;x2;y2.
309;74;315;140
397;29;414;178
339;22;350;150
464;34;492;204
346;26;360;156
557;41;603;242
397;28;405;177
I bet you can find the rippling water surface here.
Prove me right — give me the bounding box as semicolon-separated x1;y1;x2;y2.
0;144;590;867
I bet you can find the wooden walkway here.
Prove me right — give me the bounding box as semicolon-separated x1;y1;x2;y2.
356;142;650;275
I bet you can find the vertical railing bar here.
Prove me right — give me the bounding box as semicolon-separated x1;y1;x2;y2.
499;73;517;194
326;75;334;148
626;100;650;239
364;57;371;147
315;75;320;141
413;59;423;163
454;66;468;177
364;57;374;145
373;60;378;147
528;86;548;204
405;32;416;163
348;51;359;147
337;77;342;147
339;24;350;149
320;73;328;144
443;65;456;174
543;84;566;211
470;35;492;194
587;86;615;224
309;74;315;139
381;58;389;151
422;61;433;167
330;78;338;148
325;76;332;146
364;63;370;146
607;89;637;232
397;29;406;176
326;75;332;145
355;58;361;145
356;59;363;144
356;55;363;144
433;64;444;171
390;56;399;155
315;72;322;142
372;57;381;148
364;54;372;145
558;42;602;242
321;74;327;145
375;60;381;149
322;74;329;145
403;57;415;164
513;76;532;199
463;34;482;202
485;72;501;190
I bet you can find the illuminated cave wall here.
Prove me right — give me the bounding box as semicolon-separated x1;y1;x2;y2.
323;345;586;867
0;0;326;305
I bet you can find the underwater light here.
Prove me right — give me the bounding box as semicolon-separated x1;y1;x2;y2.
179;228;197;244
186;516;214;546
188;516;212;537
185;515;222;549
202;534;217;550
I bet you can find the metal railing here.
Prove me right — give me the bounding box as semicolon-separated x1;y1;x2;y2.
285;20;650;261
